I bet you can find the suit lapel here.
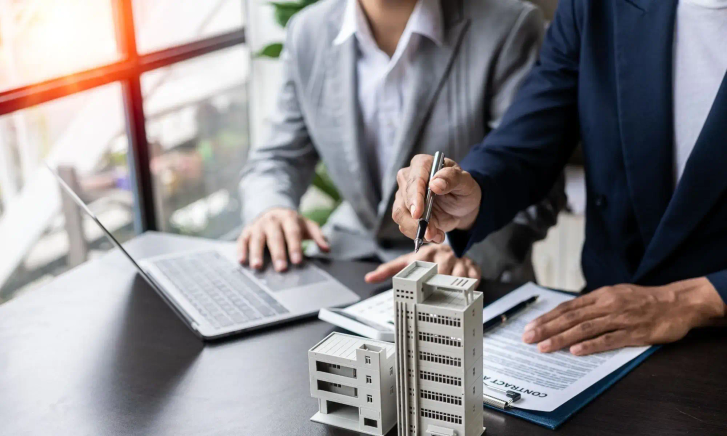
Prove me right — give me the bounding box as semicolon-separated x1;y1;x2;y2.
635;73;727;280
318;34;380;228
376;2;470;230
613;0;678;250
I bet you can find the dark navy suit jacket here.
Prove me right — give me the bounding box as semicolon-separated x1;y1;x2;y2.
450;0;727;302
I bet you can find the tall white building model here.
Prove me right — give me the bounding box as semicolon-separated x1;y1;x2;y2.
308;332;397;435
393;261;484;436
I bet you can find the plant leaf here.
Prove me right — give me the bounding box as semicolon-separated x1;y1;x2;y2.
256;42;283;58
269;2;304;27
302;206;338;226
311;164;342;203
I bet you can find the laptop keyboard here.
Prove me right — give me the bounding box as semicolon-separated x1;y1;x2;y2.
152;251;289;330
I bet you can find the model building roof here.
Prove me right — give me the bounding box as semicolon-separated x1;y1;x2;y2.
422;288;480;310
311;332;395;360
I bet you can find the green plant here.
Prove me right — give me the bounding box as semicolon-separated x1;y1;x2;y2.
256;0;320;59
256;0;341;226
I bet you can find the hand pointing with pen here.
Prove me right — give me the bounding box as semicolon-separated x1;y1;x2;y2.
392;154;482;243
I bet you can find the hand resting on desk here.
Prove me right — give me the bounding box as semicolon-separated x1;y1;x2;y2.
364;244;481;284
522;278;726;356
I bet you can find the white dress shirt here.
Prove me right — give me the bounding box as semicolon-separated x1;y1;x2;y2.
334;0;443;194
673;0;727;184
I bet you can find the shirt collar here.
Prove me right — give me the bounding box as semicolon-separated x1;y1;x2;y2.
333;0;444;47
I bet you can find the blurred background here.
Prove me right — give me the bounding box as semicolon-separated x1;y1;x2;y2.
0;0;578;307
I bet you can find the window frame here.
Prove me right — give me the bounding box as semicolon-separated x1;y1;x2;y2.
0;0;247;233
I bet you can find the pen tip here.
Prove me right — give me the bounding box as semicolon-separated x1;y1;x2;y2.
414;239;421;253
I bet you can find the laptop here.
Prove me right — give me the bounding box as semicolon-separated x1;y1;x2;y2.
48;166;360;340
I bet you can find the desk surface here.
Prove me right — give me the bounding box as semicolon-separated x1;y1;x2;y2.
1;232;725;436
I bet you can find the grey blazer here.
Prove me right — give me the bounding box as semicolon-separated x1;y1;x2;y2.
240;0;566;282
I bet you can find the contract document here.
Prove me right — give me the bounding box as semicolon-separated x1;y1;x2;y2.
482;283;652;412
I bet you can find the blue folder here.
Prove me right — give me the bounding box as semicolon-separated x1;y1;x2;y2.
484;345;661;429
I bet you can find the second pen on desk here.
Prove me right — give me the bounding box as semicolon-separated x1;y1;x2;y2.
414;151;445;253
483;295;539;334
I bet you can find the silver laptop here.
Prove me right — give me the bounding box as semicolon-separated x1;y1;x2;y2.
49;166;360;340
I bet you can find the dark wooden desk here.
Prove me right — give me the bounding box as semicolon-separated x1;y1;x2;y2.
1;232;725;436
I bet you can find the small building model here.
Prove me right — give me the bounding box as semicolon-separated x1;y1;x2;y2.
308;332;397;435
393;261;484;436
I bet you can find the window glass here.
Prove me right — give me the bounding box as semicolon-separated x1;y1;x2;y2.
0;83;133;305
132;0;245;54
141;46;250;237
0;0;120;92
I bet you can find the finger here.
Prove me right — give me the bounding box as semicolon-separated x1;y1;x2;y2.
433;249;456;275
451;261;467;278
281;218;304;265
264;221;288;272
424;215;446;243
570;330;632;356
467;264;481;280
393;191;419;239
237;230;250;264
418;245;437;261
405;155;433;219
424;214;439;241
534;316;618;353
249;231;266;269
524;294;597;332
304;219;330;252
365;257;410;283
523;304;612;344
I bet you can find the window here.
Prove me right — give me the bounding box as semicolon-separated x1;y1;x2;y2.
0;0;120;93
390;366;394;376
132;0;245;53
366;394;373;403
365;356;371;364
364;418;377;428
142;47;250;236
0;84;133;303
366;375;372;384
0;0;247;306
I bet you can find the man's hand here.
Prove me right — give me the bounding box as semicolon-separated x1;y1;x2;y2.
522;278;726;356
237;207;329;272
392;155;482;244
364;244;481;284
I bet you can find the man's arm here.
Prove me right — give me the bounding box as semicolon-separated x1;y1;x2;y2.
449;0;582;257
466;4;567;274
238;15;329;271
239;15;319;225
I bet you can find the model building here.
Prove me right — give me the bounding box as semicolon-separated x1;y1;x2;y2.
308;332;397;435
393;261;484;436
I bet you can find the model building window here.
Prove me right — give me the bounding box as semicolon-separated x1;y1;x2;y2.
366;375;372;384
367;394;373;403
365;356;371;364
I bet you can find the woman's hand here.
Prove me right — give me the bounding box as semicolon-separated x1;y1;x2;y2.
364;244;481;284
237;208;329;272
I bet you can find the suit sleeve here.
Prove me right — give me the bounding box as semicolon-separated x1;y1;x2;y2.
707;271;727;304
239;16;319;225
450;0;582;257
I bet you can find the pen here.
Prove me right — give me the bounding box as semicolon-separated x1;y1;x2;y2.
483;295;539;334
414;151;445;253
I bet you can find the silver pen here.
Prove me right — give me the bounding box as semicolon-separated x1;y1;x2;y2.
414;151;445;253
